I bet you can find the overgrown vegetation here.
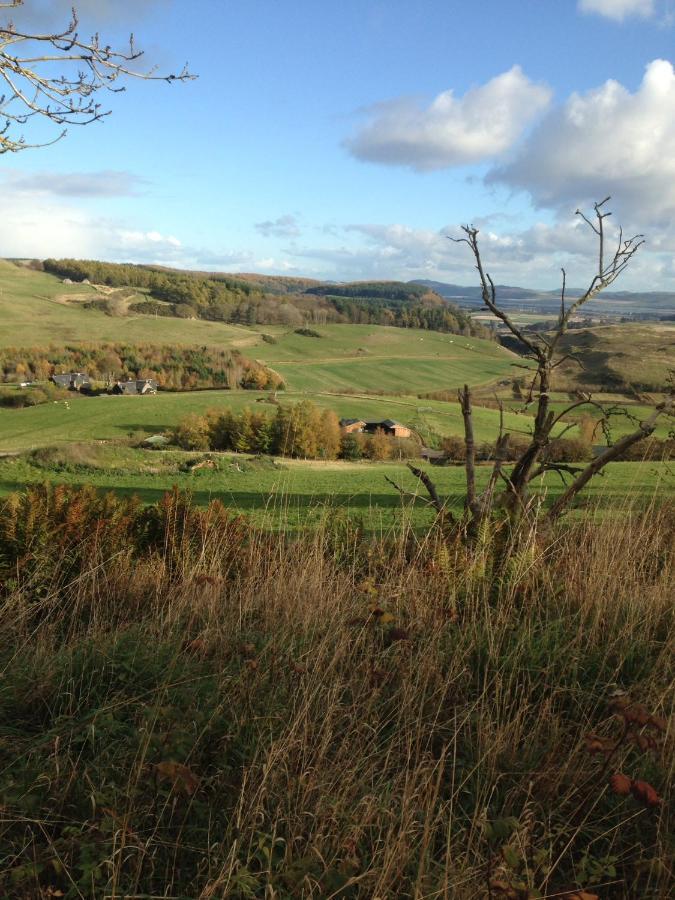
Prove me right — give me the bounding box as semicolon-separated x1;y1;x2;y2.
0;380;67;407
0;485;671;898
0;342;283;391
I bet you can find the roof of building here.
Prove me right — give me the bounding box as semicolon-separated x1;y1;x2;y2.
364;419;405;428
114;379;157;394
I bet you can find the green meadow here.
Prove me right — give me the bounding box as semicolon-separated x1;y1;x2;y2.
0;262;517;394
0;388;544;452
0;447;669;529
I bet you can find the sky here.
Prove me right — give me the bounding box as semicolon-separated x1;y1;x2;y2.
2;0;675;289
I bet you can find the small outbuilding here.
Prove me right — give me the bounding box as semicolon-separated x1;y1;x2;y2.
364;419;412;439
339;417;412;438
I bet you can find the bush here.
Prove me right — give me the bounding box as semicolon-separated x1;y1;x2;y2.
340;432;363;460
172;414;211;451
294;327;322;338
0;383;67;408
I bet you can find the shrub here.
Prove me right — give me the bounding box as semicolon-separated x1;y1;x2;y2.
172;414;211;451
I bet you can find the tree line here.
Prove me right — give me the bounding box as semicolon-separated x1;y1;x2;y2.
41;259;493;338
0;343;283;392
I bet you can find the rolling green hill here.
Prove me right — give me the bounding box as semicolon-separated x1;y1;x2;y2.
555;324;675;392
0;261;518;394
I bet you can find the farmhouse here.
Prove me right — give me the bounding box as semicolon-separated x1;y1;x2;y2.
51;372;91;391
111;379;158;395
339;417;412;438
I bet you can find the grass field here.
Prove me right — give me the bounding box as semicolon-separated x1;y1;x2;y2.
556;323;675;391
0;261;518;393
0;446;670;529
0;387;548;452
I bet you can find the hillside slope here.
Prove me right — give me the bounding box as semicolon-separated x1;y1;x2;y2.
0;261;517;394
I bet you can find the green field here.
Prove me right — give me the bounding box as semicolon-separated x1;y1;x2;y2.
0;446;669;529
1;260;671;529
0;388;544;452
0;261;518;394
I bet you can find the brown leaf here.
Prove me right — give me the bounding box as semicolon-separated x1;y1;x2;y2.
489;880;519;899
630;779;661;808
629;730;658;752
155;761;200;796
195;574;219;587
621;703;651;727
610;772;632;796
647;714;667;732
388;627;410;642
183;638;208;656
245;658;259;671
584;732;615;754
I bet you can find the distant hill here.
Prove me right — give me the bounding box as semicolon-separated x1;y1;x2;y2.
412;279;675;318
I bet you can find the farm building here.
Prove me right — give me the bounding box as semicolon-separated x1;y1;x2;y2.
51;372;91;391
340;418;366;434
111;379;158;396
339;417;412;438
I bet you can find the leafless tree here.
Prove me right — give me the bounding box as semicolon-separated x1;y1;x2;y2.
0;0;194;153
393;198;673;532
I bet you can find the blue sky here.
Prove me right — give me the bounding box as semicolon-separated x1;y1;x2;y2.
2;0;675;288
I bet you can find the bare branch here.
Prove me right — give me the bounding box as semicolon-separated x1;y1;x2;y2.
0;2;195;152
458;384;479;519
548;399;673;519
406;463;449;519
450;228;546;359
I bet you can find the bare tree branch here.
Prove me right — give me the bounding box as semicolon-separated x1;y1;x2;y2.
0;1;195;152
547;399;672;519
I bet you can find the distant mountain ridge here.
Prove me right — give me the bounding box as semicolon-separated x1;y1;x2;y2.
411;279;675;316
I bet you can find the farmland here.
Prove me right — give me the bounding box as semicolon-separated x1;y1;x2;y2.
0;259;672;528
0;387;543;452
0;446;670;529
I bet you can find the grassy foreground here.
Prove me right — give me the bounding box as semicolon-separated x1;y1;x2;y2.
0;447;671;529
0;486;672;897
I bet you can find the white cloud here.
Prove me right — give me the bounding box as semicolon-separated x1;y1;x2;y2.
488;59;675;227
578;0;655;21
290;215;668;289
5;1;171;28
344;67;552;171
0;176;248;269
7;170;147;198
254;214;301;238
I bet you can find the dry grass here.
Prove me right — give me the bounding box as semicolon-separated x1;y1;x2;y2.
0;490;673;898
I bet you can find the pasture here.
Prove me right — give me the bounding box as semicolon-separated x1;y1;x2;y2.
0;261;517;393
0;387;545;452
0;446;669;529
